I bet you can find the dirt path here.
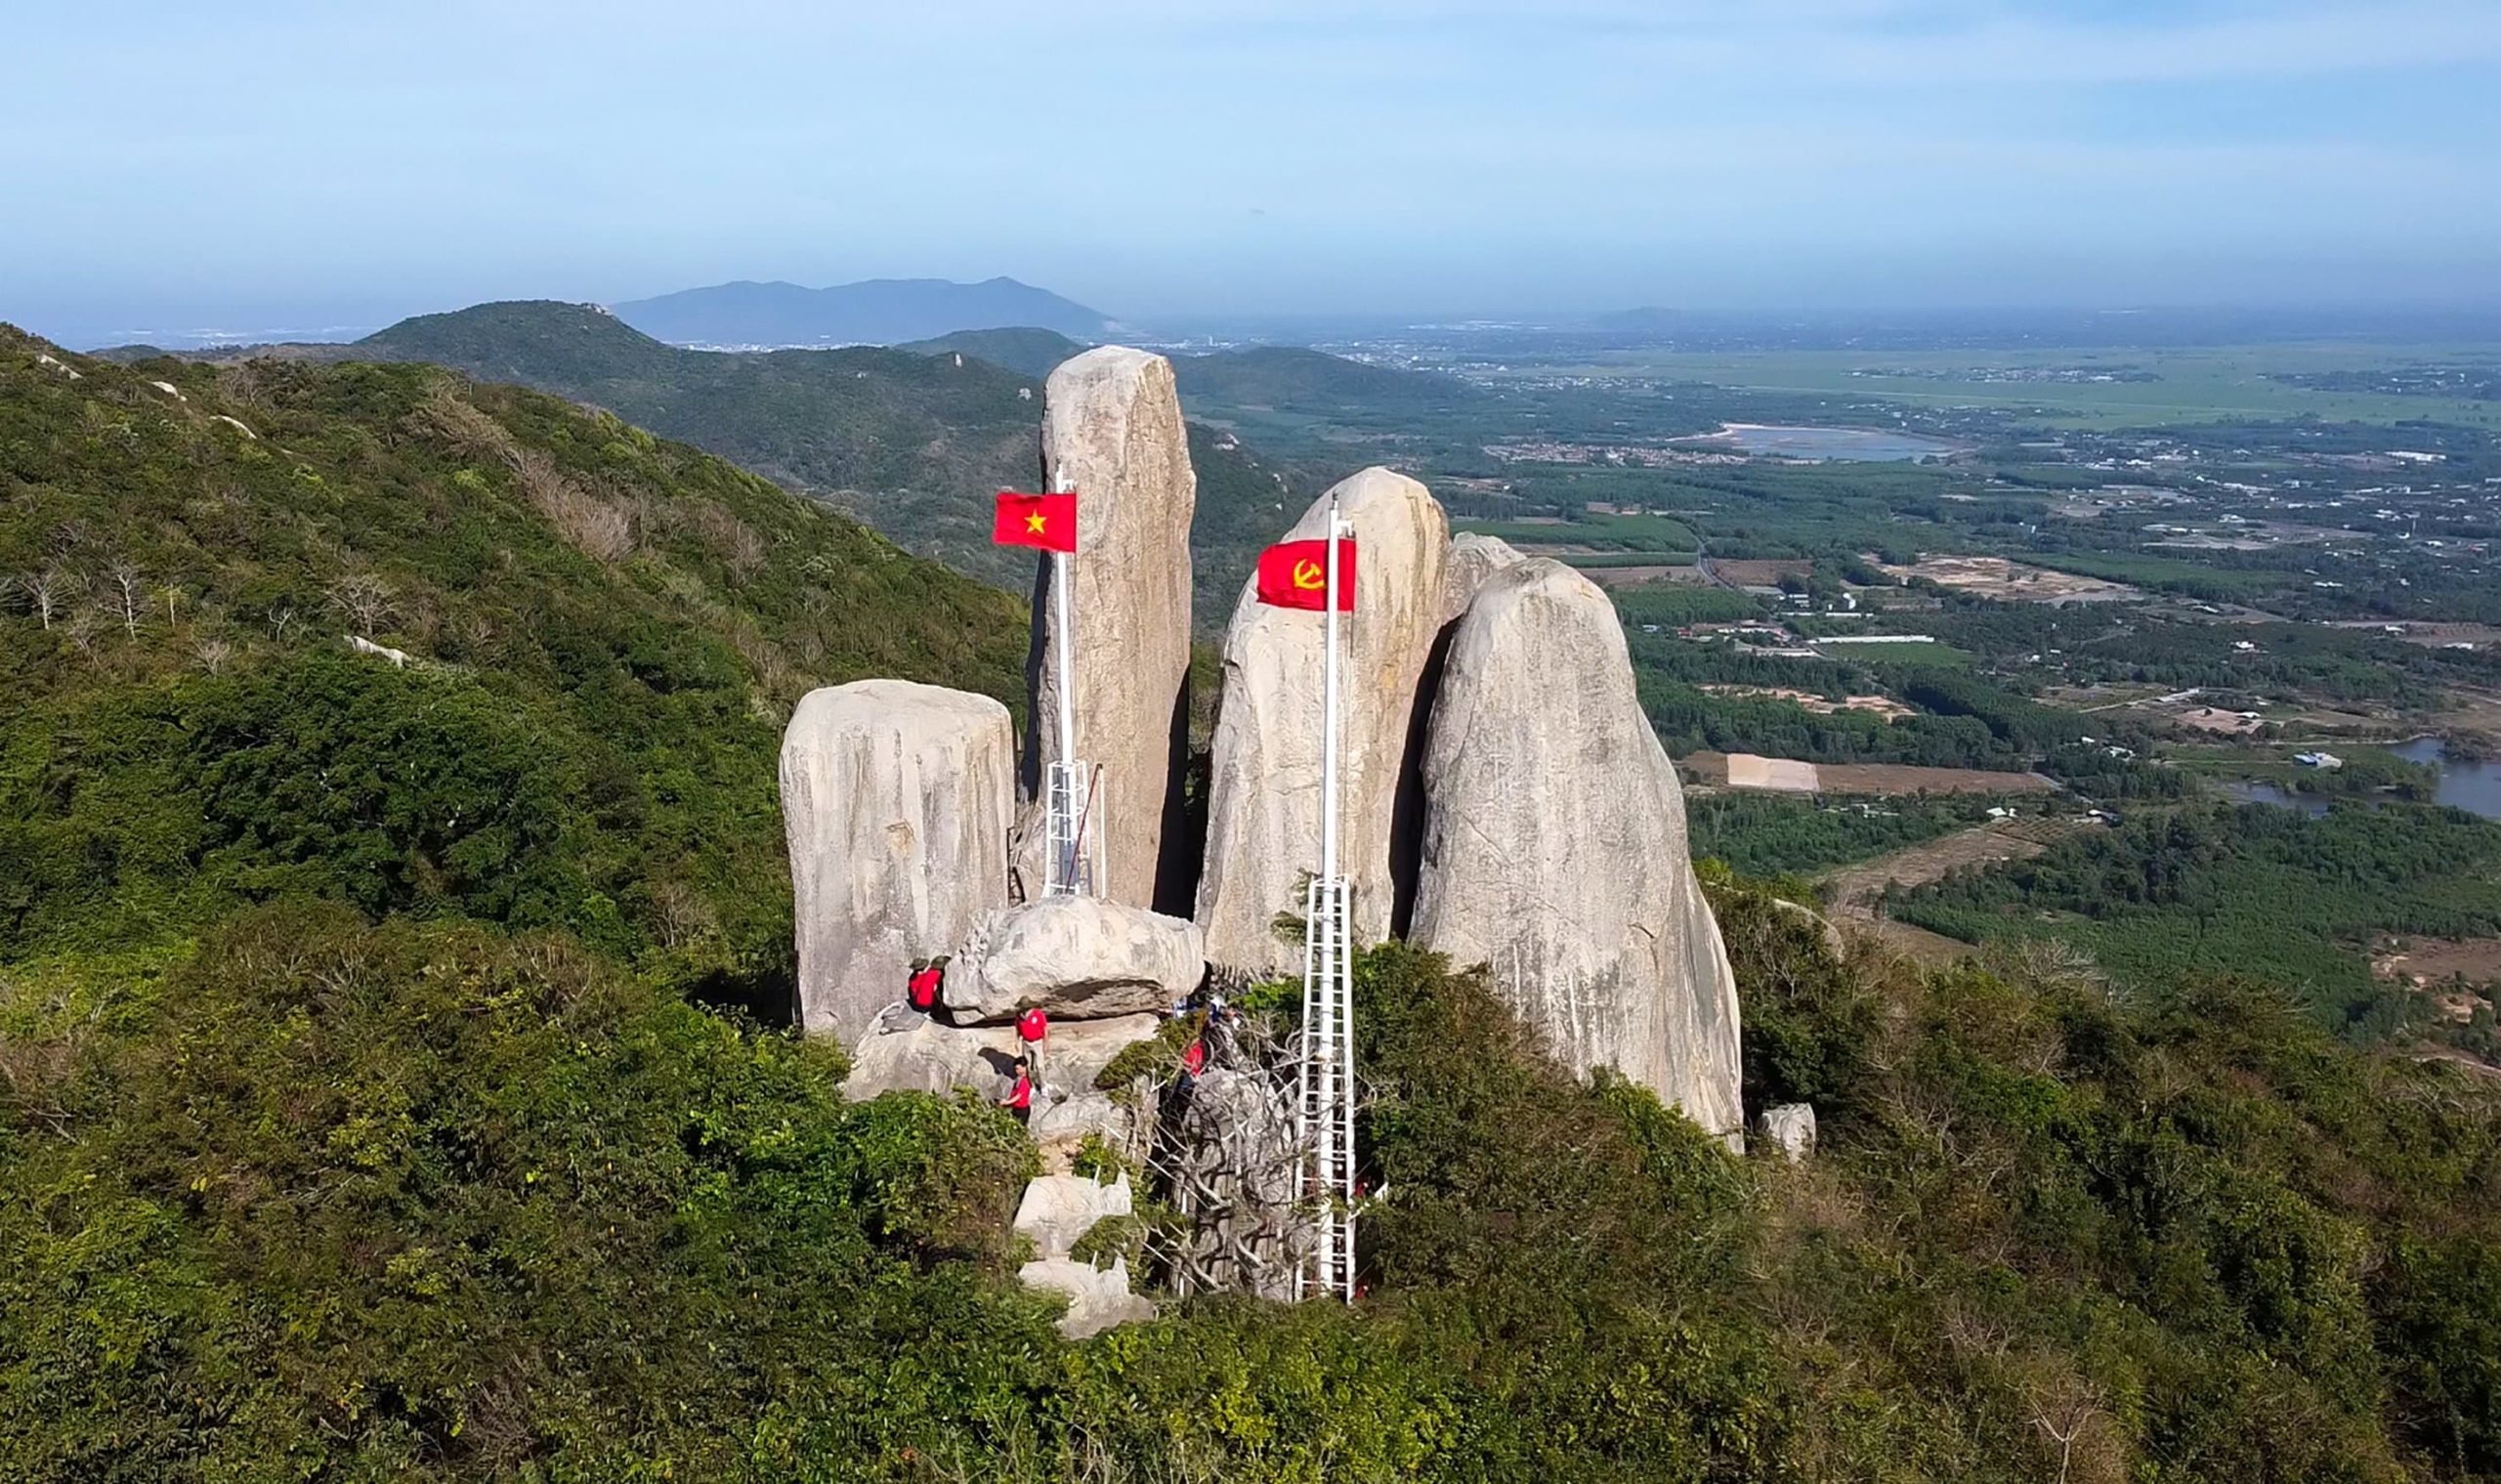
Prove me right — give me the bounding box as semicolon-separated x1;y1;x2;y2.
1822;818;2086;912
1818;818;2095;965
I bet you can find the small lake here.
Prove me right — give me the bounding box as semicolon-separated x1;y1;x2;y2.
2220;740;2501;822
2390;737;2501;820
1683;423;1963;462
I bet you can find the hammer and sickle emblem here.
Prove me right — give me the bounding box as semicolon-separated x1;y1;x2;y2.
1292;559;1325;590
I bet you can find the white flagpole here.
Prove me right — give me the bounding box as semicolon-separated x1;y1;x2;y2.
1046;472;1081;895
1053;473;1077;784
1323;489;1351;1301
1321;490;1341;885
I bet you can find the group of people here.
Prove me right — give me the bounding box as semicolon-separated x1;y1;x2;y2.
898;955;1051;1123
895;955;1242;1128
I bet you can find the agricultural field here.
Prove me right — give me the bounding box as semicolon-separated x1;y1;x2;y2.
1875;554;2137;604
1684;752;2053;796
1521;343;2501;431
1448;509;1700;571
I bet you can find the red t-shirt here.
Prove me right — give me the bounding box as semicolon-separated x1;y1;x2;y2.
1016;1007;1048;1042
907;965;941;1010
1181;1039;1208;1077
1003;1071;1033;1109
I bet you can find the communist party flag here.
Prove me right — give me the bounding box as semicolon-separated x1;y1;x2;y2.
993;490;1077;552
1254;538;1357;612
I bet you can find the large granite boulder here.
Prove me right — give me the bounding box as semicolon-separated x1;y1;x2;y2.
1410;559;1744;1137
1030;347;1197;912
1195;468;1452;974
781;680;1013;1042
946;896;1205;1023
842;1012;1162;1102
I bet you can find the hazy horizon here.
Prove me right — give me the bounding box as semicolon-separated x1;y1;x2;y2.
9;1;2498;346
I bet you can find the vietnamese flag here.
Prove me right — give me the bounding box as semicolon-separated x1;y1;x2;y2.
1254;538;1357;612
994;490;1077;553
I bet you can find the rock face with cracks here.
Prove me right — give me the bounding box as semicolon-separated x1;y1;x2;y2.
945;896;1205;1024
1410;559;1745;1137
780;680;1013;1042
1028;346;1197;913
1195;467;1453;974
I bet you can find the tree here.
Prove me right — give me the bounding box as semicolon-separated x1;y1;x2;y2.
105;560;145;638
324;573;398;636
18;567;83;630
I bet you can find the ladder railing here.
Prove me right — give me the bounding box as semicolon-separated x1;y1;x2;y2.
1294;872;1357;1301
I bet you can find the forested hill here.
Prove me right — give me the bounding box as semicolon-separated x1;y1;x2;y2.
0;324;1024;985
353;301;1043;506
896;326;1092;379
262;301;1319;615
1171;344;1486;419
612;276;1115;348
3;323;2499;1480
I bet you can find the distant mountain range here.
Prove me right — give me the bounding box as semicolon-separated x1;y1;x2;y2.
613;276;1116;349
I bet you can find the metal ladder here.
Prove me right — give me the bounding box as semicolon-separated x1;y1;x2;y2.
1042;759;1101;898
1294;872;1357;1301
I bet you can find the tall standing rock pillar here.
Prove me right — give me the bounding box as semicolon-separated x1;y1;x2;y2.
1031;346;1198;913
781;679;1015;1043
1195;468;1452;975
1410;559;1745;1138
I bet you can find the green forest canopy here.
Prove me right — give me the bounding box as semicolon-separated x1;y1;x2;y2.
3;329;2497;1480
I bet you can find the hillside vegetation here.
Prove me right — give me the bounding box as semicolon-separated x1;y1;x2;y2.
4;879;2494;1480
898;326;1095;379
4;326;2496;1482
0;325;1024;989
311;302;1318;616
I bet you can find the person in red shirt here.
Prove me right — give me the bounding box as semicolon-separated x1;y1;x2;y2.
997;1064;1033;1125
1015;1005;1048;1091
905;958;943;1020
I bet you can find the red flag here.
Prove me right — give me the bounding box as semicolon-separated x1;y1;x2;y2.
1255;538;1356;612
993;490;1076;552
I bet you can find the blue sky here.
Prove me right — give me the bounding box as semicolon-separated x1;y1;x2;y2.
6;0;2496;341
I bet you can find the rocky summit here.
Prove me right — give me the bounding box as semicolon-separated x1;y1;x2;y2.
779;351;1750;1329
